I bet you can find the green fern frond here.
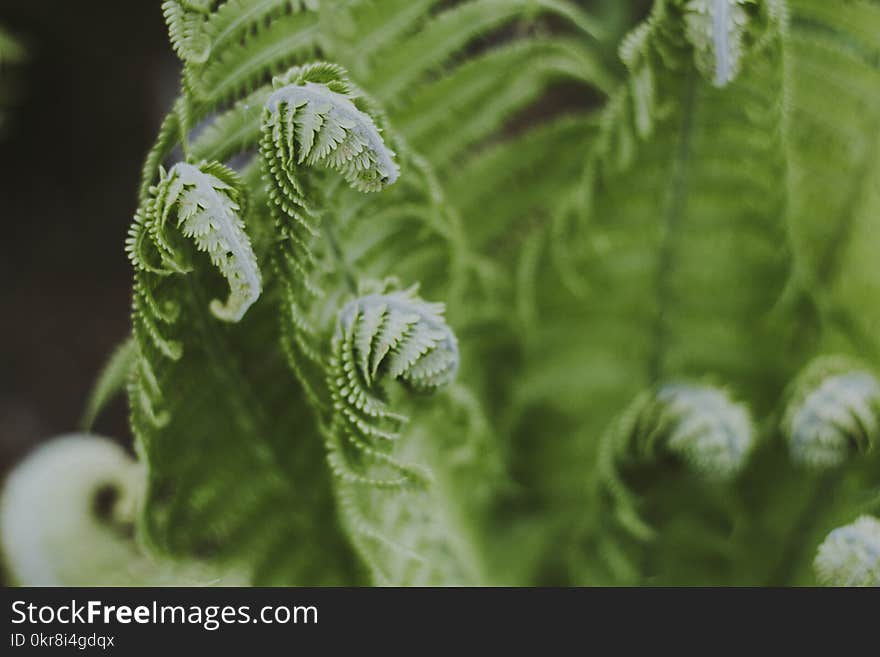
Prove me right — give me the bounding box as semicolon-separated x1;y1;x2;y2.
502;0;791;585
785;0;880;358
259;62;401;408
128;283;360;584
202;0;319;61
325;0;437;71
395;37;611;169
586;383;754;583
12;0;880;590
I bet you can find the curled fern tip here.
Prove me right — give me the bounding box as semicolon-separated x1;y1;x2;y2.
814;516;880;587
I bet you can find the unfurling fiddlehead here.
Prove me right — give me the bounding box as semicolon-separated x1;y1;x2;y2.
127;160;262;323
814;515;880;587
604;383;754;481
264;64;400;196
781;357;880;469
599;383;754;538
323;284;478;585
259;62;400;404
326;285;459;486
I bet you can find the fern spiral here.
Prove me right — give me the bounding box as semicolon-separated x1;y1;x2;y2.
814;516;880;587
0;434;240;585
782;357;880;468
128;160;261;324
326;286;459;485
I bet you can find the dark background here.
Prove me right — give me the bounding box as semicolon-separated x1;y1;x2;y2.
0;2;177;477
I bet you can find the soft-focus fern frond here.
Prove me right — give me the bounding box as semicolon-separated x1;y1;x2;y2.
202;0;320;60
0;435;243;585
656;384;755;477
683;0;757;87
394;37;611;171
128;281;360;584
322;286;488;584
814;515;880;587
325;286;458;485
782;356;880;468
361;0;604;105
603;384;754;483
502;0;791;586
599;384;754;531
586;384;754;584
163;0;213;65
165;0;321;105
785;0;880;358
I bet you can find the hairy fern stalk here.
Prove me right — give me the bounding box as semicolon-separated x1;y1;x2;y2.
3;0;880;587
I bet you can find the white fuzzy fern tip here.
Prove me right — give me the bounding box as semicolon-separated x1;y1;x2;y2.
334;286;459;396
657;383;754;478
814;516;880;587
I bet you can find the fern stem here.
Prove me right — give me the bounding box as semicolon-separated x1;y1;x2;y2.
322;214;357;295
648;70;698;384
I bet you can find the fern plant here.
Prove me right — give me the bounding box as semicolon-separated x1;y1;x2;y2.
2;0;879;587
0;23;25;137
